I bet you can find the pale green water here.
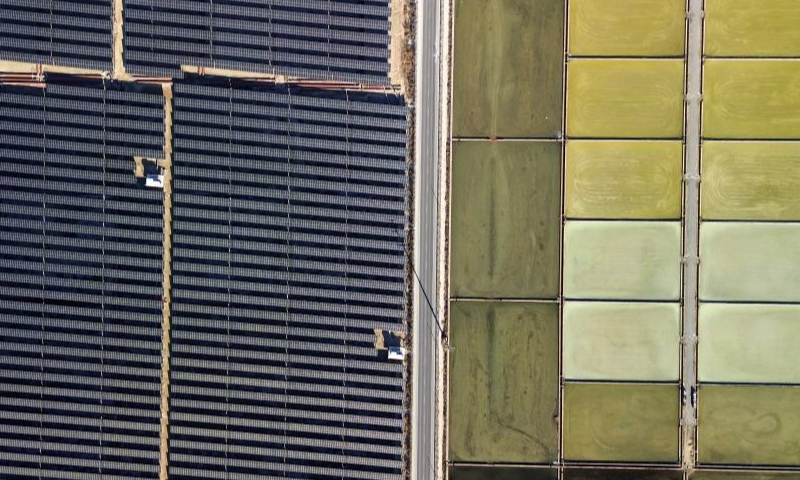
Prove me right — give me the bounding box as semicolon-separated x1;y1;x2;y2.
699;222;800;302
563;301;680;381
699;304;800;383
563;221;682;300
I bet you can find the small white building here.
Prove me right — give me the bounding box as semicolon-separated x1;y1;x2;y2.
388;347;406;362
145;174;164;189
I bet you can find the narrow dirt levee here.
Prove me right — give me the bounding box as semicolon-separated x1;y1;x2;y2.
390;0;406;92
112;0;129;79
682;0;704;469
158;83;175;480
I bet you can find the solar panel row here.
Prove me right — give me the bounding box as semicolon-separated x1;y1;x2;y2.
0;81;165;480
0;0;113;71
123;0;393;83
168;81;408;480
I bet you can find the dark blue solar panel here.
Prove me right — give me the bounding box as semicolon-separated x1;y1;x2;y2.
0;81;165;480
123;0;393;83
168;81;408;480
0;0;113;70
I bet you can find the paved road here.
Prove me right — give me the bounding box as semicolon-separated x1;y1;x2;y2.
410;0;442;478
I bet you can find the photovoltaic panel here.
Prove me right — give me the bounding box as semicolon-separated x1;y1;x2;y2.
0;80;165;480
0;0;113;70
169;81;408;480
123;0;393;83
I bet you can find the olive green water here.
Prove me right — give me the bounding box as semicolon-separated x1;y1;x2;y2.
692;473;800;480
702;141;800;220
567;59;685;138
449;301;559;463
563;383;680;462
452;0;564;138
566;140;683;219
451;141;561;299
705;0;800;57
699;385;800;465
565;469;683;480
450;467;557;480
568;0;686;57
703;60;800;139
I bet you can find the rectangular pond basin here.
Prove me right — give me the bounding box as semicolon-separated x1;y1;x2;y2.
452;0;564;138
699;385;800;466
563;221;682;301
568;0;686;57
699;303;800;384
563;301;681;381
565;469;683;480
699;222;800;302
705;0;800;57
449;301;559;463
451;141;561;299
691;473;800;480
450;467;558;480
703;60;800;139
563;383;680;463
567;59;685;138
702;141;800;220
566;140;683;219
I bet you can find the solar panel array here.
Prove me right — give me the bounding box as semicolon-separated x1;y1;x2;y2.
123;0;392;83
0;80;165;480
168;82;408;480
0;0;113;71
